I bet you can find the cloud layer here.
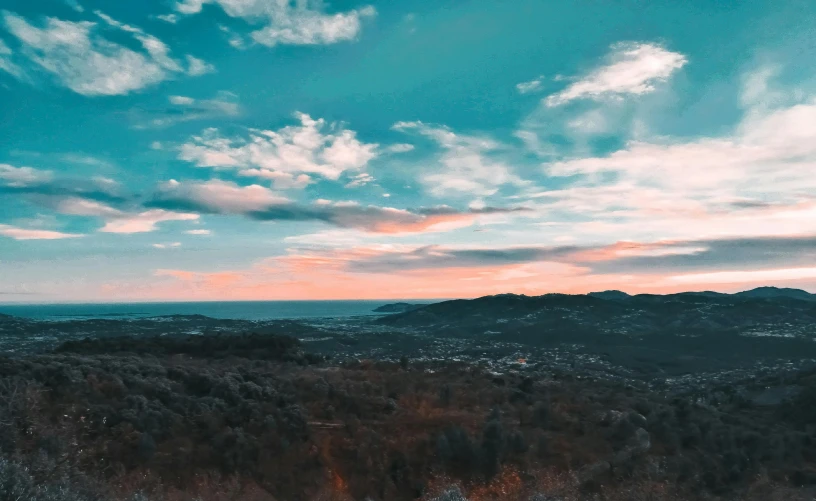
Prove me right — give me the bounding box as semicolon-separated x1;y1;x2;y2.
179;113;378;188
172;0;375;47
1;10;212;95
148;179;529;234
545;42;687;106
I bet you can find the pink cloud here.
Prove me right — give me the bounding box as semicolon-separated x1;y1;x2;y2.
0;224;83;240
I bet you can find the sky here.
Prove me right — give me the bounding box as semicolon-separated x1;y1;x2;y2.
1;0;816;302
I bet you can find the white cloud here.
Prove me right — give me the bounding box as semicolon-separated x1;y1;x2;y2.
238;169;312;189
516;76;544;94
153;242;182;249
218;25;245;49
345;172;374;188
0;163;52;187
0;36;24;78
0;224;83;240
169;95;195;105
179;113;378;189
100;210;199;233
566;108;610;134
171;0;376;48
545;42;687;107
157;14;178;24
393;121;527;197
526;90;816;244
548;101;816;192
384;143;415;154
185;229;211;235
65;0;84;13
1;11;214;96
55;197;199;233
157;179;290;213
186;55;214;76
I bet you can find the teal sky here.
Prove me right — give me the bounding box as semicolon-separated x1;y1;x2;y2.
1;0;816;302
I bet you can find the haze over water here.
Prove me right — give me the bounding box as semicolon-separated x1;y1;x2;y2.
0;300;403;321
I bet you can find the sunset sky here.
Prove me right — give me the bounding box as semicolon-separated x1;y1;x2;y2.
1;0;816;302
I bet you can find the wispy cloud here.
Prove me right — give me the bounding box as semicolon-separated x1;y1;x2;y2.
171;0;376;48
281;234;816;280
147;179;528;234
135;234;816;301
516;75;544;94
179;112;378;189
0;163;52;187
669;267;816;286
384;143;415;154
153;242;182;249
393;121;528;197
64;0;84;13
133;91;240;128
0;36;24;78
544;101;816;221
185;229;211;235
545;42;687;106
185;55;214;76
56;197;199;233
0;10;213;96
0;224;83;240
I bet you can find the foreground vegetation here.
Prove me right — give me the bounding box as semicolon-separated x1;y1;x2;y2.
1;332;816;500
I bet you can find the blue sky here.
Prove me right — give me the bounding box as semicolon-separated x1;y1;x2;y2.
1;0;816;302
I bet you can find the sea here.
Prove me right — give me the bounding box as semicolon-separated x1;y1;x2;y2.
0;300;423;321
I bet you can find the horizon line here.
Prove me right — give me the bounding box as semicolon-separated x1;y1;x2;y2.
0;285;812;307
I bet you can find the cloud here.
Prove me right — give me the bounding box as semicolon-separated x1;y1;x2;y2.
169;95;195;105
393;121;528;197
100;210;199;233
584;236;816;275
345;172;374;188
276;234;816;282
185;55;214;76
153;242;182;249
0;163;52;187
343;244;583;274
185;229;211;235
144;254;589;301
55;196;199;233
147;179;528;234
0;36;24;78
0;167;127;208
134;234;816;300
156;14;178;24
171;0;375;48
0;224;83;240
218;25;245;49
545;101;816;208
519;61;816;246
152;179;289;213
64;0;84;13
516;76;544;94
669;267;816;286
0;10;213;96
545;42;687;106
384;143;415;154
179;113;378;188
134;91;240;128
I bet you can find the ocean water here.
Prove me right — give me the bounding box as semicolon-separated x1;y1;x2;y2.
0;300;409;321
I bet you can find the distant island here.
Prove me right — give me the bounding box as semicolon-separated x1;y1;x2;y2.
372;302;430;313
